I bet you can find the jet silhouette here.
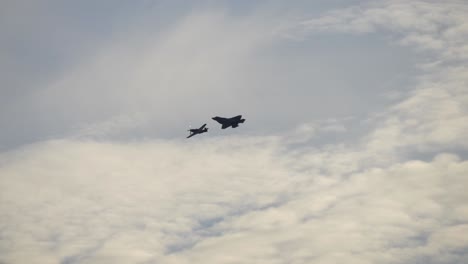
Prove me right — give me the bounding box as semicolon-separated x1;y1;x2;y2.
187;124;208;138
212;115;245;129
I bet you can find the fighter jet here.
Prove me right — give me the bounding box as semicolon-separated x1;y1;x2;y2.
187;124;208;138
212;115;245;129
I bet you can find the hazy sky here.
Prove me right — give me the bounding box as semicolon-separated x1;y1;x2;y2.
1;1;468;263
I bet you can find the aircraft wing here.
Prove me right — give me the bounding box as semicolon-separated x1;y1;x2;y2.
187;133;196;138
199;124;207;129
213;117;227;124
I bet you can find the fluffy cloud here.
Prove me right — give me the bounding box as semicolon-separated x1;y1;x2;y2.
1;137;467;263
1;1;468;263
299;0;468;59
298;0;468;155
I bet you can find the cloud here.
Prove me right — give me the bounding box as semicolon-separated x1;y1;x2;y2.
1;1;468;263
1;137;467;263
297;1;468;156
298;0;468;61
366;65;468;154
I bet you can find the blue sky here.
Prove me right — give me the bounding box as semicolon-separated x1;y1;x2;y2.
1;1;468;263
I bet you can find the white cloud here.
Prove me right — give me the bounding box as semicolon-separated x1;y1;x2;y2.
299;0;468;60
1;138;467;263
1;1;468;263
297;1;468;156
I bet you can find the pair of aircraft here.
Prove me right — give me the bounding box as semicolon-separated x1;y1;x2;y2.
187;115;245;138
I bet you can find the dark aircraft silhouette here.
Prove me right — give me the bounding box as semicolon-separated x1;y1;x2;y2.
212;115;245;129
187;124;208;138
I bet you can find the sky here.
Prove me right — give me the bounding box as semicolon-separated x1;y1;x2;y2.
0;1;467;263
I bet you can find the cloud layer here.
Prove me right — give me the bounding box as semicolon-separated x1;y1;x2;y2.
1;135;467;263
1;1;468;263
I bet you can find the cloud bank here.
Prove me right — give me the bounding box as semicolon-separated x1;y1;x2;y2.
1;1;468;263
1;136;467;263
